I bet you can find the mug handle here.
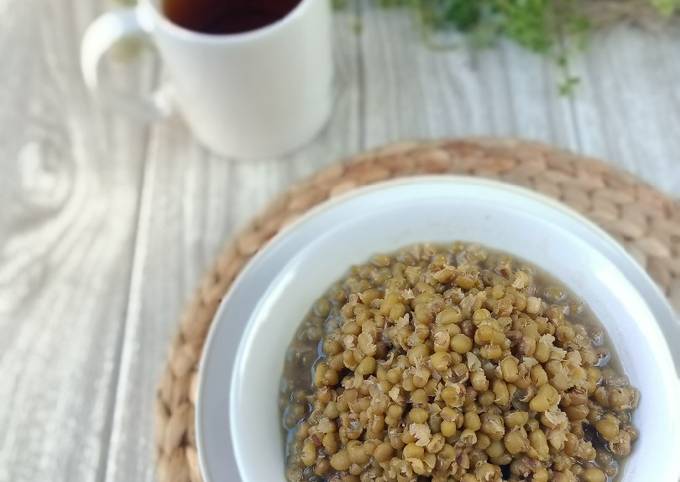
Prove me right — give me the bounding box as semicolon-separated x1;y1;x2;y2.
81;5;173;119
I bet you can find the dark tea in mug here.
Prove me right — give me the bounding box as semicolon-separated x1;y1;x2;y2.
163;0;303;35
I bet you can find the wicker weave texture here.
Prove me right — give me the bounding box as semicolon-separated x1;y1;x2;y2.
154;138;680;482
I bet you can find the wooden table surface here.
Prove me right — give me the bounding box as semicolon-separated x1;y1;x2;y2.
1;1;679;481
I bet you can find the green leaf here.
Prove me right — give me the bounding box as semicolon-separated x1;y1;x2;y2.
496;0;554;54
439;0;484;31
651;0;680;16
559;75;580;96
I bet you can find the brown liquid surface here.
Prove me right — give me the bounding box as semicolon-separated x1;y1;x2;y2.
163;0;302;35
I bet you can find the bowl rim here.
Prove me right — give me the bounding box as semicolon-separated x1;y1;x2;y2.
196;175;680;482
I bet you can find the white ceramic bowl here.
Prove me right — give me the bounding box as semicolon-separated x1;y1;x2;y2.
197;177;680;482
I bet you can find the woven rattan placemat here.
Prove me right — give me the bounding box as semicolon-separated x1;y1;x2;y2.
154;138;680;482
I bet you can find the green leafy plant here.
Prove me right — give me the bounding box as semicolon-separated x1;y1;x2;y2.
335;0;678;94
652;0;680;16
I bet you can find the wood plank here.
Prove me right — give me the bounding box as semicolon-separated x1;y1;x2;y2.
359;8;680;197
359;7;578;150
102;10;362;481
566;25;680;196
0;0;154;480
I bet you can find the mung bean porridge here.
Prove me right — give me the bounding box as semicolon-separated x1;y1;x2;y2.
279;242;639;482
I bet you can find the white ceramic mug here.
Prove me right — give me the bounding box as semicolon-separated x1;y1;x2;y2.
81;0;333;158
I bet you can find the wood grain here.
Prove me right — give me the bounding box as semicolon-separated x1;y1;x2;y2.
360;9;680;198
359;8;578;151
567;25;680;196
0;0;154;480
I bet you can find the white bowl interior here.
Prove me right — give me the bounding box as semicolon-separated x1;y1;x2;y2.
200;178;680;482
